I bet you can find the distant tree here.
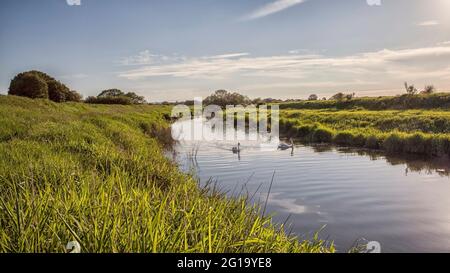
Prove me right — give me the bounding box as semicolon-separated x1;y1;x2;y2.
87;88;145;105
9;72;48;99
345;92;355;100
204;90;251;108
124;92;146;104
322;97;327;101
308;94;318;101
66;90;83;102
85;96;132;105
252;97;263;105
421;85;436;95
404;82;418;95
98;89;124;97
330;92;345;101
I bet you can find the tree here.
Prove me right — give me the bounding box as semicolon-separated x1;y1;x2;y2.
421;85;436;95
66;90;83;102
345;92;355;100
204;90;251;108
87;89;146;105
330;92;345;101
98;89;124;98
8;70;81;102
404;82;418;95
124;92;146;104
8;72;48;99
47;80;69;102
308;94;318;101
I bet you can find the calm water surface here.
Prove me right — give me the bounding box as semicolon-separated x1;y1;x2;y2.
170;121;450;253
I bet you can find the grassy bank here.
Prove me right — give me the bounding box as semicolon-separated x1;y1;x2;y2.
280;109;450;157
279;93;450;110
0;96;333;253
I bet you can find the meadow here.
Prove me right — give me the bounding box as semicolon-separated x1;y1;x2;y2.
279;108;450;157
0;95;333;253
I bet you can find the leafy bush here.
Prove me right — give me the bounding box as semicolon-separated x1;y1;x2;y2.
8;72;48;99
47;80;70;102
87;89;146;105
8;70;82;102
204;90;251;108
85;96;133;105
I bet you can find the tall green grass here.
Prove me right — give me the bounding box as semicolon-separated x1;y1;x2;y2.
0;96;333;253
280;109;450;156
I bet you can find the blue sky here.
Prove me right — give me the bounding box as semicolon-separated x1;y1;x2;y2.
1;0;450;101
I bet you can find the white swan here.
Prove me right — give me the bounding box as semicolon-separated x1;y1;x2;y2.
278;139;294;150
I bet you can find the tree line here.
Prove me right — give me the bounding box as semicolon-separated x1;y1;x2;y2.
7;70;146;105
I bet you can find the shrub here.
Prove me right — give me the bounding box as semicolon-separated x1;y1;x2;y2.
204;90;251;108
66;90;83;102
8;70;82;102
91;89;146;104
308;94;318;101
311;127;334;143
8;72;48;99
47;80;69;102
85;96;133;105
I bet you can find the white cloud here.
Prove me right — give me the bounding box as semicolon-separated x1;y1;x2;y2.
241;0;307;21
205;53;250;59
118;45;450;83
118;50;180;66
417;20;440;26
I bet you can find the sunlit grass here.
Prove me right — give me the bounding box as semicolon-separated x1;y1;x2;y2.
0;95;333;253
280;109;450;156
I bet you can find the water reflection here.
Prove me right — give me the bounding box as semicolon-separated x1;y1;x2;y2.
170;119;450;252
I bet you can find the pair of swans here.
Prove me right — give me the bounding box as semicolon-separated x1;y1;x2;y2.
232;139;295;153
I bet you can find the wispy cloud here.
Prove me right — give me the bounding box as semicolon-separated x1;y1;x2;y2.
118;45;450;82
241;0;307;21
117;50;182;66
417;20;440;26
205;53;250;59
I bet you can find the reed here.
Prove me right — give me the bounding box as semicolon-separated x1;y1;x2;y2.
279;109;450;156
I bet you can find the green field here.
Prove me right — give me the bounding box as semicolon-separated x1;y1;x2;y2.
280;108;450;156
0;96;333;253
